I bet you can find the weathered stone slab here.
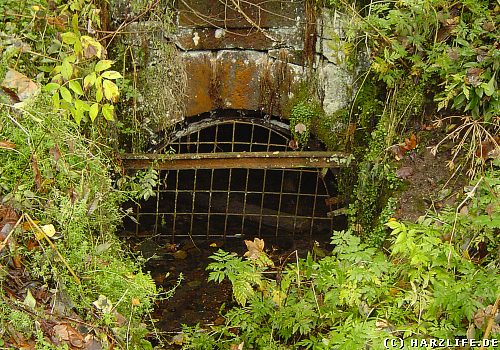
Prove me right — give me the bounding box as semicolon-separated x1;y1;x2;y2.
183;51;215;116
178;0;303;28
172;27;303;51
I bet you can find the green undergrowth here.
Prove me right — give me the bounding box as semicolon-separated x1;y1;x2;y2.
181;168;500;349
0;97;158;348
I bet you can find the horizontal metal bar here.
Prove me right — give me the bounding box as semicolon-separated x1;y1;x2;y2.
121;151;353;170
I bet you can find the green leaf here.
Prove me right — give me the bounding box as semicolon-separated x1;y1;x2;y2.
101;71;123;80
24;290;36;309
69;80;84;95
83;72;97;90
61;32;78;45
95;60;113;72
72;14;79;33
89;103;99;122
103;79;119;102
483;76;496;97
74;99;90;112
61;59;73;81
101;104;114;121
52;91;60;109
59;86;72;103
96;87;103;103
44;82;60;93
71;108;83;125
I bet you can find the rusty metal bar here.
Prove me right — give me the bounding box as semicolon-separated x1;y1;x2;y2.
121;151;352;170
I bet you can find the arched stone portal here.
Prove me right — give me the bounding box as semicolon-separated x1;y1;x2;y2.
122;111;352;242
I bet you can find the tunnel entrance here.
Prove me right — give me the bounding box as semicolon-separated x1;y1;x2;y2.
122;110;350;243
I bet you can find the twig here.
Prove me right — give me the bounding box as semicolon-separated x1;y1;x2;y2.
479;291;500;350
447;176;483;264
25;214;81;284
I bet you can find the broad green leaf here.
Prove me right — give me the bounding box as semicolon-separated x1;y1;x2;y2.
71;108;83;125
96;87;103;103
69;80;84;95
483;76;496;97
95;60;113;72
61;59;73;81
89;103;99;122
101;104;114;121
83;72;97;90
61;32;78;45
74;99;90;112
44;82;60;92
81;36;102;58
59;86;72;103
52;91;60;109
101;71;122;80
103;79;119;102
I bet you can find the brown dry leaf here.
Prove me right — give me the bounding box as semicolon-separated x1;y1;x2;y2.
22;220;40;231
325;196;345;206
389;144;406;161
230;342;244;350
68;325;84;348
84;336;103;350
31;154;42;190
50;145;61;162
47;16;66;30
0;140;16;150
53;324;70;341
403;134;417;151
474;305;500;333
1;69;39;101
288;139;298;150
244;238;265;260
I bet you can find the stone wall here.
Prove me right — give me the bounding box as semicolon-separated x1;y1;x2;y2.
112;0;357;126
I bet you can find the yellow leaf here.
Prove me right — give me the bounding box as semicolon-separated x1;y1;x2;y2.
41;224;56;238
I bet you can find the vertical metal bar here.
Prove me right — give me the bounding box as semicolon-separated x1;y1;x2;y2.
249;123;255;152
258;128;272;236
154;174;161;235
135;205;140;236
292;169;303;238
223;168;232;240
189;169;198;238
213;124;219;153
241;168;250;235
196;130;201;153
172;169;180;242
275;169;286;239
231;120;236;152
309;171;320;237
207;168;214;239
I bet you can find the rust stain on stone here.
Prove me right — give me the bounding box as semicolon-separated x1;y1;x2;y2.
184;53;215;116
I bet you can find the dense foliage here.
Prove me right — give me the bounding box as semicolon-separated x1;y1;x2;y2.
182;169;499;349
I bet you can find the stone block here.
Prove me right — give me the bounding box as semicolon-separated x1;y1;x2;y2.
178;0;302;28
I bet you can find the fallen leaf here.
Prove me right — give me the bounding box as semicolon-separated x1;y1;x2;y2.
389;144;406;161
41;224;56;238
244;238;265;260
288;139;298;150
24;290;36;309
132;298;140;306
403;134;417;151
230;342;244;350
93;295;112;314
0;140;16;150
1;69;39;101
172;333;185;345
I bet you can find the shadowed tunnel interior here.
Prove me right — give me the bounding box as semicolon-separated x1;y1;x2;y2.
123;111;345;242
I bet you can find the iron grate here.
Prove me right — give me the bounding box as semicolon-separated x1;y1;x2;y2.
122;115;345;241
